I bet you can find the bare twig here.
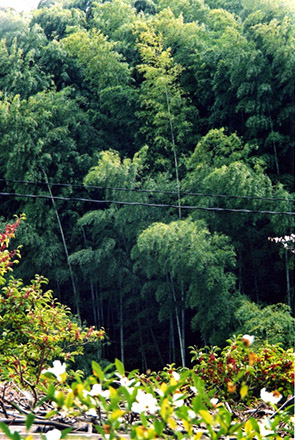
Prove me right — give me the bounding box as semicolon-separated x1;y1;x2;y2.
269;396;295;419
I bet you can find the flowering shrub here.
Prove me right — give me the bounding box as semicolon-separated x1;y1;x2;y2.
190;335;294;402
0;216;105;389
2;354;292;440
0;214;24;280
268;234;295;254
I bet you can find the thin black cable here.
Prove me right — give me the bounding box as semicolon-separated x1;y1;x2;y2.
0;191;294;216
0;178;294;203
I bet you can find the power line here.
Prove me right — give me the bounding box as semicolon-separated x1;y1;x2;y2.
0;191;294;216
0;178;294;203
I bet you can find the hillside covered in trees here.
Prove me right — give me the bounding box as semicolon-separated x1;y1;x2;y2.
0;0;294;371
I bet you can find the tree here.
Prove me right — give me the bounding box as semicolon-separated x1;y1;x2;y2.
235;299;295;348
134;22;198;222
132;218;238;364
0;88;97;316
268;234;295;310
135;23;196;171
142;8;211;139
156;0;208;23
31;3;86;40
184;129;294;305
0;22;50;99
246;15;295;180
90;0;138;60
204;0;295;183
71;148;170;367
0;0;293;369
62;27;139;154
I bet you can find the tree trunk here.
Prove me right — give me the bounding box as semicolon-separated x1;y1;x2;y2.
181;282;185;366
43;171;80;321
254;274;259;303
169;274;185;367
136;305;147;371
165;85;181;220
285;249;291;308
148;319;165;366
96;283;104;328
169;312;175;364
267;107;280;176
119;278;124;364
90;278;98;327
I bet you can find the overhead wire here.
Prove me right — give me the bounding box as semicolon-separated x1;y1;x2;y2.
0;178;294;203
0;191;294;216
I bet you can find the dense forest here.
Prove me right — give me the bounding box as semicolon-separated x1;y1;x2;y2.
0;0;294;371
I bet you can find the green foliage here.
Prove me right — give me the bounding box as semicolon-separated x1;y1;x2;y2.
133;218;238;345
31;4;86;40
91;0;137;47
0;88;95;183
188;128;255;168
62;28;131;91
84;149;147;194
184;129;294;307
235;299;295;348
62;26;138;153
0;217;105;388
0;30;50;99
156;0;209;25
135;22;197;171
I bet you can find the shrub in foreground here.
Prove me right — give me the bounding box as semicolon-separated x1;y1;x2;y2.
0;215;105;390
2;352;293;440
190;335;294;402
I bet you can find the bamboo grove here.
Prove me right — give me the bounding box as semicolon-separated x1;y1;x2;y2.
0;0;294;371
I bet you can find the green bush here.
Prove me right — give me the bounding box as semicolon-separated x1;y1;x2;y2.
235;299;295;348
0;215;105;389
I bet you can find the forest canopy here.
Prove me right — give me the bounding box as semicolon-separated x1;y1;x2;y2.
0;0;294;370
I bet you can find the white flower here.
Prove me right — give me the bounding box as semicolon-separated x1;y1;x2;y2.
42;361;66;382
22;390;34;402
115;373;139;391
260;388;282;405
258;417;273;437
188;409;196;419
172;392;185;408
155;388;164;397
131;389;159;414
210;398;219;406
82;390;96;406
89;383;110;399
119;376;133;387
242;335;255;347
172;371;180;381
190;386;198;395
86;408;97;416
45;429;61;440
